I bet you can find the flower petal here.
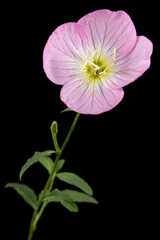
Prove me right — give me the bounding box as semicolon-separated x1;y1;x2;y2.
108;36;153;88
60;78;124;114
43;22;91;85
78;10;137;60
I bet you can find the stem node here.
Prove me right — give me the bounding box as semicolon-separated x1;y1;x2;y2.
27;113;80;240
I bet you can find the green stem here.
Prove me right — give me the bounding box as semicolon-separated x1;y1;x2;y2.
27;112;80;240
27;211;37;240
61;113;80;154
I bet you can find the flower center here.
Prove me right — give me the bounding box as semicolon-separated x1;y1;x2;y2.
80;47;116;82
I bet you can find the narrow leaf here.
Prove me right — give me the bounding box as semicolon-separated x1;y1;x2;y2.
56;159;65;173
56;172;93;195
61;200;78;212
39;159;65;175
39;157;54;174
62;190;98;204
5;183;37;210
19;150;55;180
45;189;78;212
45;188;72;202
61;108;72;113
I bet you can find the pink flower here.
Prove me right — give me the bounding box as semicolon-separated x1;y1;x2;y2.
43;9;153;114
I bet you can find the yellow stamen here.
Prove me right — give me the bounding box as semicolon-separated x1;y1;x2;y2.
87;46;92;56
99;48;116;76
81;50;99;72
88;60;100;69
113;47;116;62
80;46;116;81
97;45;101;59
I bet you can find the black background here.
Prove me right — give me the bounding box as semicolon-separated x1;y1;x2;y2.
1;1;158;239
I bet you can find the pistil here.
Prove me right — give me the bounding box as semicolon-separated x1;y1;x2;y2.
80;46;116;85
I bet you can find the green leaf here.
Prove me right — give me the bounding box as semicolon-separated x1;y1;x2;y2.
39;159;65;175
5;183;37;210
62;190;98;204
56;159;65;173
19;150;55;180
61;108;73;113
61;200;78;212
45;189;78;212
38;157;54;174
56;172;93;195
